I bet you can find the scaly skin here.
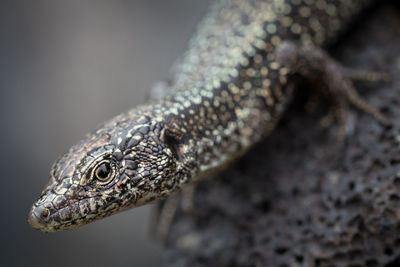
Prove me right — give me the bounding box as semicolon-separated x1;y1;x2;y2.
29;0;378;232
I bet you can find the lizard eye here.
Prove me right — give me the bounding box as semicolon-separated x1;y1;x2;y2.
93;161;114;182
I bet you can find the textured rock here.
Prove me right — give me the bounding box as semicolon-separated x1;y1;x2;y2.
160;3;400;267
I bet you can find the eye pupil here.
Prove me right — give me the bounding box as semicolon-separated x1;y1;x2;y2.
96;162;111;180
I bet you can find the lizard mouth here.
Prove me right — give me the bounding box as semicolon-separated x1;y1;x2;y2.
28;195;107;232
28;199;92;232
28;189;139;232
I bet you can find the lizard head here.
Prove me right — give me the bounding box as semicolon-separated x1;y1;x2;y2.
28;111;192;232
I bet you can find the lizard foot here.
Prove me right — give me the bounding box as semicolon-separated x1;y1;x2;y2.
343;68;392;83
149;184;197;244
149;193;180;244
276;41;392;138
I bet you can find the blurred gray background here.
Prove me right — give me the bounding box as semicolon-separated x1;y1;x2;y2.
0;0;212;266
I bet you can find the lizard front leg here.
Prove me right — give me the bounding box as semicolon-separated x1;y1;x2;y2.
276;41;391;139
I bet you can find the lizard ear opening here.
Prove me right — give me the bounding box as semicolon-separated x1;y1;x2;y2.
161;128;183;161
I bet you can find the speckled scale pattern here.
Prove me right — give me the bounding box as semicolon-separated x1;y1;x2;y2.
162;0;373;175
29;0;375;232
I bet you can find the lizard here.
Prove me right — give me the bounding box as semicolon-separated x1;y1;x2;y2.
28;0;390;233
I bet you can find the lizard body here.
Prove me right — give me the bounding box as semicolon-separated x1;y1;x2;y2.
29;0;383;232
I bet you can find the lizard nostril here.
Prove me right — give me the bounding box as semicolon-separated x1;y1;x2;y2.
41;208;50;218
28;205;50;230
